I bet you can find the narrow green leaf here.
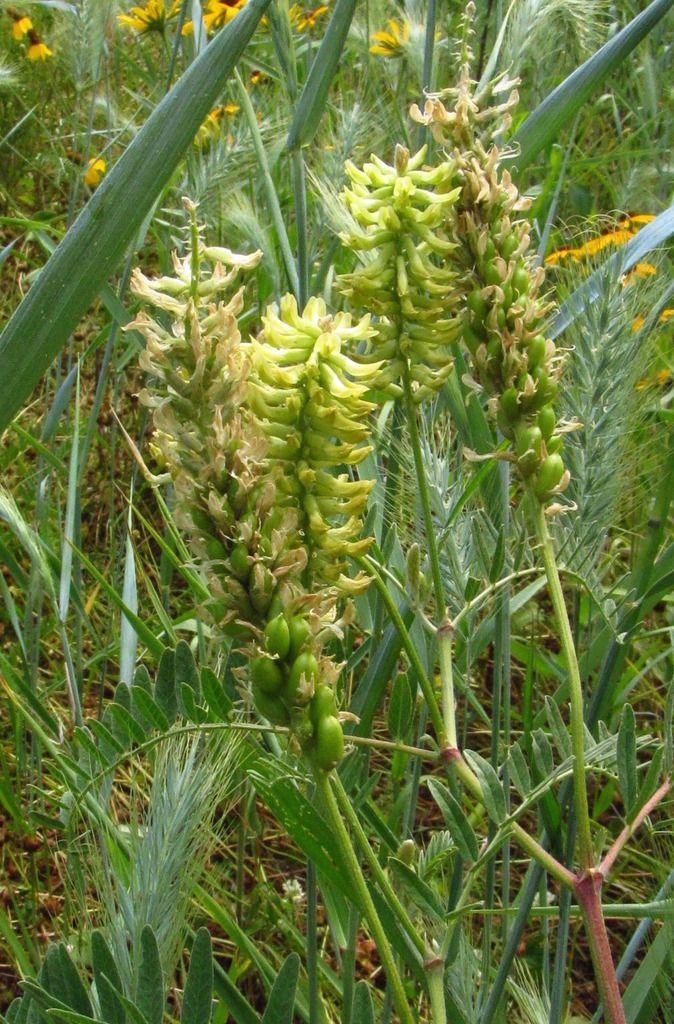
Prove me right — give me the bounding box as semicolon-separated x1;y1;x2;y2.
260;953;299;1024
135;927;163;1024
74;544;164;658
387;858;445;921
200;667;232;721
131;686;169;734
463;750;507;825
91;932;125;1024
58;367;80;623
248;762;354;898
0;0;271;432
543;696;572;762
617;704;638;817
513;0;674;170
286;0;357;150
154;648;178;724
387;672;413;742
106;702;146;747
55;947;92;1019
350;982;374;1024
175;640;201;704
120;500;139;687
427;779;479;863
507;743;531;799
181;929;213;1024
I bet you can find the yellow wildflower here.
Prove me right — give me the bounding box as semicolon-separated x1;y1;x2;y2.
291;4;328;30
118;0;179;34
369;18;409;57
27;40;52;60
84;157;107;187
203;0;247;31
12;15;33;40
546;213;657;267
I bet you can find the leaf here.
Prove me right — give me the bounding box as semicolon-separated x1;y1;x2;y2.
260;953;299;1024
248;761;354;898
131;686;169;734
617;704;638;817
55;947;92;1019
91;932;125;1024
543;696;572;762
200;667;232;721
286;0;357;150
181;929;213;1024
106;702;146;747
512;0;674;171
427;779;479;863
134;927;163;1024
175;640;201;706
507;743;532;799
387;858;445;922
463;750;507;825
154;648;178;725
0;0;271;433
350;982;374;1024
388;672;413;742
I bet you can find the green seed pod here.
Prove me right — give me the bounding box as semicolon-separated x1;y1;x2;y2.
311;684;337;728
205;537;228;561
191;508;213;533
463;323;483;355
229;542;251;581
467;290;488;321
484;262;502;287
534;453;565;499
252;684;291;725
516;425;543;477
284;651;319;706
251;656;284;696
499;387;520;424
501;234;519;260
264;615;291;660
546;435;564;455
537;406;556;440
314;715;344;771
511;265;529;296
527;334;547;370
288;616;311;660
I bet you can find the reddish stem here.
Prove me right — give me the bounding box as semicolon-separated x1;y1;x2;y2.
574;869;626;1024
600;779;671;878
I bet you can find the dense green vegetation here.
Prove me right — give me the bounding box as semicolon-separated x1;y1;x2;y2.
0;1;673;1022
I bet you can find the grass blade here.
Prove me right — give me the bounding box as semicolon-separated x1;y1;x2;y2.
0;0;271;433
286;0;357;151
512;0;674;171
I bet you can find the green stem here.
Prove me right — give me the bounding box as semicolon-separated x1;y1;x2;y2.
427;962;447;1024
331;774;426;959
315;771;416;1024
358;554;446;743
450;754;575;890
532;498;593;870
401;372;457;748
